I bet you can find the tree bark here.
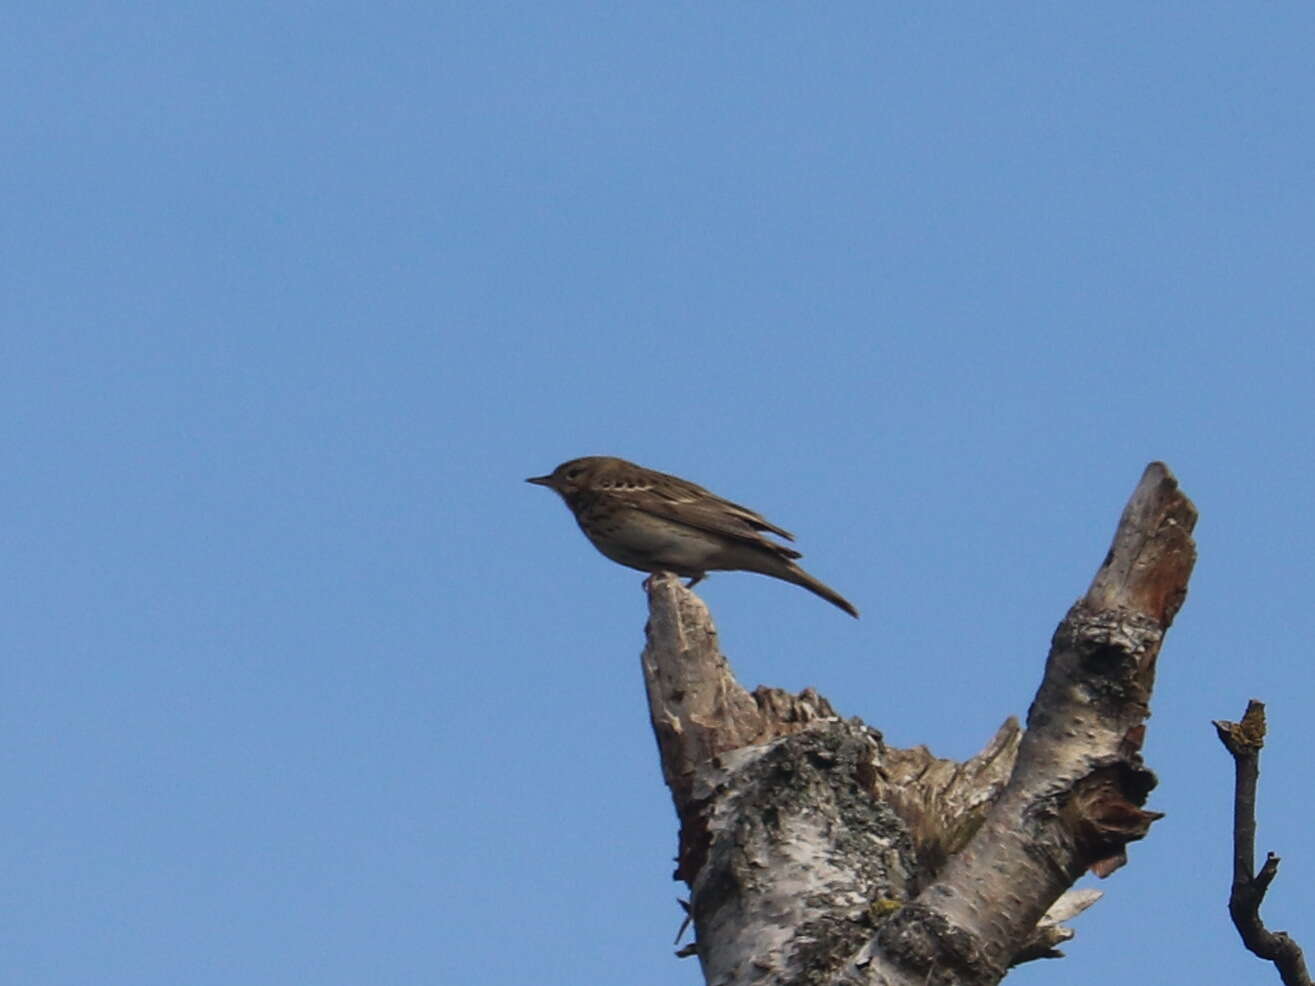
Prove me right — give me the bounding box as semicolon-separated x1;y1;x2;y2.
641;462;1196;986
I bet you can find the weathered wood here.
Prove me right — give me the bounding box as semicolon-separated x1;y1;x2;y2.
641;462;1197;986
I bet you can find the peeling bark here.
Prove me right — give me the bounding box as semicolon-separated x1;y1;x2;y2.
641;463;1197;986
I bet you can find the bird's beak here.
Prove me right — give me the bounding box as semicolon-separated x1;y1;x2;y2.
526;475;553;487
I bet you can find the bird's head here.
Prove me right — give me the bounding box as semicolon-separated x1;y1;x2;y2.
526;456;613;495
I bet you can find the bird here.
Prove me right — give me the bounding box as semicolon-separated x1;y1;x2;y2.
526;456;858;617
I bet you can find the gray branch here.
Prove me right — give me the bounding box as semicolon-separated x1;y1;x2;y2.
1215;701;1312;986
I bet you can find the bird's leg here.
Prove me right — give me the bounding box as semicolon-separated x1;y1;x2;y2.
685;573;706;588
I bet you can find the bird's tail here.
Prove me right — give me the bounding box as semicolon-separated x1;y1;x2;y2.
782;563;859;618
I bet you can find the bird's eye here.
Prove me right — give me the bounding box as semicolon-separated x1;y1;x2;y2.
565;468;581;480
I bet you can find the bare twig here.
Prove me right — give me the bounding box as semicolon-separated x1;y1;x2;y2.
1214;700;1312;986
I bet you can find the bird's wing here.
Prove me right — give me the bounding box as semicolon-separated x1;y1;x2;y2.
611;481;803;559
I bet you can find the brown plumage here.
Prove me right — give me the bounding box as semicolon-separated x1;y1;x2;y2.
526;456;858;618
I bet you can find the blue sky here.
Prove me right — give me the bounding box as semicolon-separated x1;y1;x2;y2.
5;4;1314;984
